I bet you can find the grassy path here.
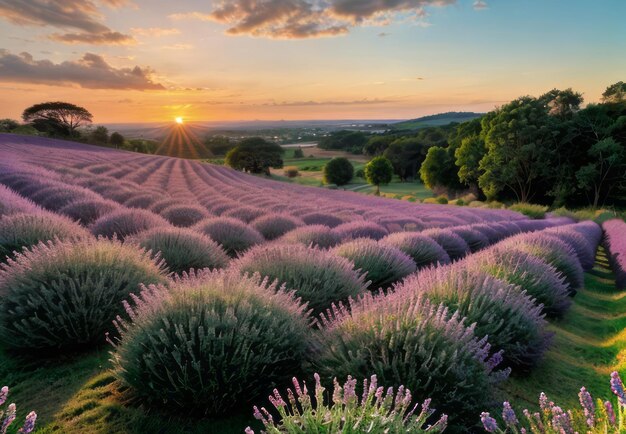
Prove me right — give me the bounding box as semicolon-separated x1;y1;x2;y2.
503;247;626;409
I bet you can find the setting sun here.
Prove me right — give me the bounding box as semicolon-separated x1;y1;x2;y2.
175;116;184;124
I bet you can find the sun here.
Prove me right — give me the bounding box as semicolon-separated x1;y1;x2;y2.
175;116;184;125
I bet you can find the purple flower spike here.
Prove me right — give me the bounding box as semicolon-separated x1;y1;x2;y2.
0;386;7;406
610;371;626;406
502;401;518;426
578;387;594;427
481;412;498;432
18;411;37;434
605;401;616;426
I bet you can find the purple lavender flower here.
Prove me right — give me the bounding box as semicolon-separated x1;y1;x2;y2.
539;392;549;411
1;403;16;432
578;387;594;427
481;412;498;432
244;428;254;434
611;371;626;406
0;387;7;406
18;411;36;434
605;401;616;426
502;402;518;426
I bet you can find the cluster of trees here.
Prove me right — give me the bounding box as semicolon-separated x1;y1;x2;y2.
225;137;284;175
318;131;368;154
419;82;626;207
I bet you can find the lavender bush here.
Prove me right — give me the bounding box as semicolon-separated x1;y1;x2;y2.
247;374;448;434
380;232;448;267
480;371;626;433
0;185;40;217
603;219;626;289
422;229;471;260
110;270;311;415
91;208;170;240
194;216;265;257
314;293;508;430
450;227;490;252
0;386;36;434
58;198;119;226
333;221;389;241
251;214;304;240
544;226;596;270
279;224;342;249
159;203;210;227
233;243;368;315
301;212;346;228
0;238;167;350
395;266;549;371
128;226;229;274
332;238;417;290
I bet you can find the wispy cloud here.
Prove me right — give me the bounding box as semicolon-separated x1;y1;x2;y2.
131;27;181;37
171;0;462;39
263;98;394;106
0;50;165;90
473;1;489;10
161;43;194;50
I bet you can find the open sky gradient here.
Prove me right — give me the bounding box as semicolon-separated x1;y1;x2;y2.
0;0;624;123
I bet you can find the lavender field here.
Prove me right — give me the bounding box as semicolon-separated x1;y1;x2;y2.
0;133;625;433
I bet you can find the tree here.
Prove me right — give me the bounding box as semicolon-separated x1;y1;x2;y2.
110;132;125;148
602;82;626;104
364;156;393;195
478;96;555;202
323;157;354;186
364;136;393;156
90;126;109;145
575;138;626;208
22;102;92;136
204;136;235;156
540;88;583;118
293;147;305;158
225;137;284;175
319;131;368;153
455;135;486;187
0;119;19;132
383;138;428;181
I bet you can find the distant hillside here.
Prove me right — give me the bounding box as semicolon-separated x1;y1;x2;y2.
392;112;483;130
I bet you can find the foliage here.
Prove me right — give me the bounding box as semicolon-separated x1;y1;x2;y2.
318;131;368;153
234;243;368;315
332;238;416;290
455;135;486;187
0;119;19;132
0;238;166;350
575;138;626;208
225;137;284;175
450;227;489;252
128;227;229;275
603;219;626;289
91;209;170;240
159;204;210;227
383;137;429;181
323;157;354;186
293;147;305;158
420;146;463;192
22;101;92;136
422;228;471;260
89;126;109;145
314;293;507;431
248;374;448;434
363;135;393;156
480;371;626;433
381;232;451;268
279;224;342;249
0;386;37;434
109;132;125;148
0;212;91;260
251;214;303;240
58;198;119;225
283;166;299;178
364;156;393;195
194;217;264;257
333;221;389;241
602;81;626;103
508;203;548;219
110;270;311;415
397;266;548;371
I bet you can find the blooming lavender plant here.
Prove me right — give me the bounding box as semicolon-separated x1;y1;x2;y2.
0;386;36;434
246;374;448;434
603;220;626;289
480;371;626;433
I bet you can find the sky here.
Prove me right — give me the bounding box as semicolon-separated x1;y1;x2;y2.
0;0;624;123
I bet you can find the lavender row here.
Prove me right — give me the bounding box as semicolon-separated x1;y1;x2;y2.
603;219;626;289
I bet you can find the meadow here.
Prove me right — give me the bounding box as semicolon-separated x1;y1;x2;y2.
1;133;626;433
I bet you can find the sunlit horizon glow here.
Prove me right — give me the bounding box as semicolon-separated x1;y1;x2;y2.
175;116;184;125
0;1;624;124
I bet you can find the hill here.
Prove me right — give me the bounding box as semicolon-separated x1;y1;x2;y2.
391;111;483;130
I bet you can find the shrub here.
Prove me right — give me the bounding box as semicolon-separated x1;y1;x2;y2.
0;386;37;433
221;206;265;223
149;198;188;214
193;217;264;257
314;293;507;430
603;219;626;289
323;158;354;186
233;244;368;315
29;185;95;212
422;228;471;260
470;224;503;244
124;194;160;209
469;249;571;318
0;185;40;217
396;266;549;372
436;195;449;204
128;227;229;275
502;234;584;291
283;166;299;178
0;238;166;350
332;238;416;290
0;212;91;260
159;204;210;228
280;224;342;249
91;209;170;240
480;371;626;433
58;199;119;225
333;221;388;241
301;212;345;228
248;374;448;434
508;203;548;219
570;220;603;250
251;214;303;240
450;227;490;252
110;270;310;415
381;232;451;268
545;226;596;271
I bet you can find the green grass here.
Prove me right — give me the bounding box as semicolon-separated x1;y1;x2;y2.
502;248;626;410
2;249;624;432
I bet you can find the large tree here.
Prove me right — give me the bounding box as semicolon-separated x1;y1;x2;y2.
22;102;92;136
575;138;626;208
364;156;393;195
323;157;354;186
455;135;486;188
383;137;428;181
602;81;626;104
225;137;284;175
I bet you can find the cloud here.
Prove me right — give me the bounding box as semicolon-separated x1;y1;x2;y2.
0;50;165;90
161;43;194;50
473;0;488;10
131;27;181;37
172;0;462;39
265;98;394;106
378;32;391;37
0;0;134;45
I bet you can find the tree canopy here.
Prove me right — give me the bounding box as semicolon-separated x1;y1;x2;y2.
225;137;284;175
323;157;354;186
22;102;92;136
364;156;393;195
